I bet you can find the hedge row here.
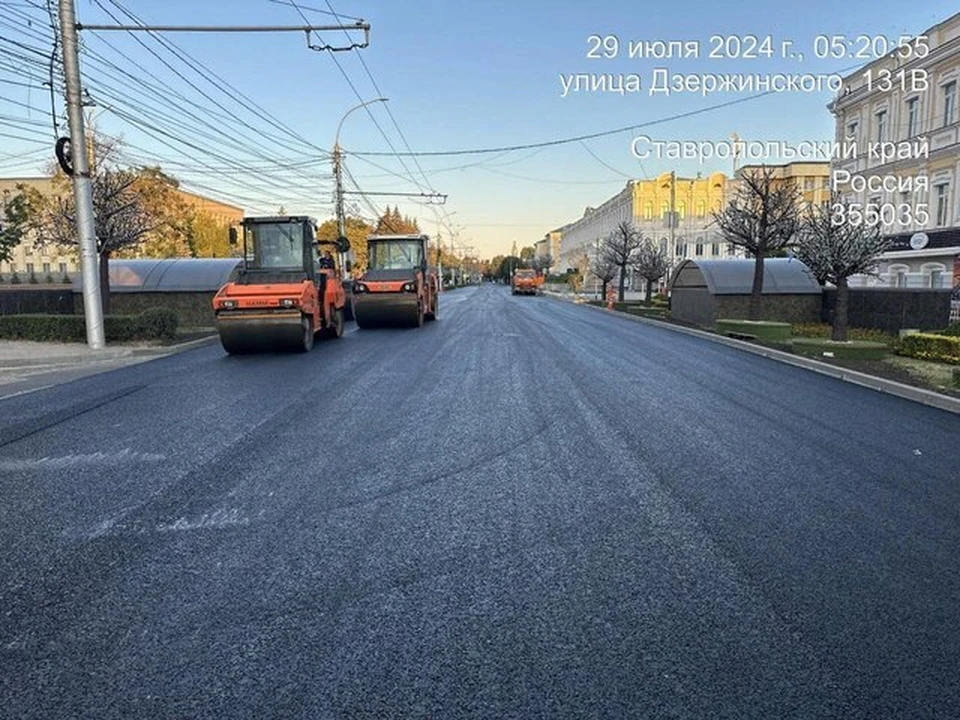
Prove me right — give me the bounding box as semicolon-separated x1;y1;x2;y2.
0;307;178;342
896;333;960;365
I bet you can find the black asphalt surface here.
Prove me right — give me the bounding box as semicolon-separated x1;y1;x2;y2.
2;283;959;718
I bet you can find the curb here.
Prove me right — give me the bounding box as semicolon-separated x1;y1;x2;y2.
548;294;960;415
0;334;218;370
129;334;219;357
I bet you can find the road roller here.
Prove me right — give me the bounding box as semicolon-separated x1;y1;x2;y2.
511;268;540;296
352;233;439;328
212;216;348;354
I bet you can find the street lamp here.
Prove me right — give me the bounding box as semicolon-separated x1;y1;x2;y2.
333;97;388;278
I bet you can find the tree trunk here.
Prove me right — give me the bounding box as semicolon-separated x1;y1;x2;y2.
644;278;653;305
748;249;764;320
99;251;111;316
832;276;849;342
618;265;626;302
601;279;608;300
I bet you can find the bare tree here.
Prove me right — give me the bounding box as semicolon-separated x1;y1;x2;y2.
794;194;893;341
531;253;553;275
603;220;644;301
590;251;618;301
712;166;802;319
26;138;177;313
632;238;670;304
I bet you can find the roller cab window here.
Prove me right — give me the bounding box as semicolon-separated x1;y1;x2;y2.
245;222;304;269
368;240;424;270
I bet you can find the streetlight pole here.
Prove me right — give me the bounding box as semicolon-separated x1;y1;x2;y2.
59;0;104;349
333;97;387;278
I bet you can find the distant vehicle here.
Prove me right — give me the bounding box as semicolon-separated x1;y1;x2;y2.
352;234;439;328
511;268;541;296
212;216;348;353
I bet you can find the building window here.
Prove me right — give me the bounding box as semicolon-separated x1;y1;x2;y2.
676;242;687;258
935;184;949;227
695;239;704;256
944;81;957;127
890;267;908;288
42;262;50;275
906;97;919;137
59;262;67;275
875;110;887;142
929;268;944;288
846;120;858;141
712;242;719;256
727;243;735;256
643;202;653;220
659;238;668;255
660;201;669;219
804;178;815;191
677;201;686;220
26;262;34;276
899;191;911;224
695;200;705;217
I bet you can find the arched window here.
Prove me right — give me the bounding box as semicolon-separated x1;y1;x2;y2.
695;238;704;256
888;264;910;288
921;262;947;288
660;201;670;219
659;238;668;254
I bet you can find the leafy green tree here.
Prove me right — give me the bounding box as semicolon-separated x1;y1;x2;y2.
0;191;31;264
316;216;374;273
519;245;536;261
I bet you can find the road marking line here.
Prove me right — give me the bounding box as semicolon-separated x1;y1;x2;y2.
0;384;54;402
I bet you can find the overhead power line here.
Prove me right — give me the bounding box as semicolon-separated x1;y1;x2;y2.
347;92;779;157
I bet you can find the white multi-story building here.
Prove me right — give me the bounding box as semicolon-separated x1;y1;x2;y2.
829;11;960;290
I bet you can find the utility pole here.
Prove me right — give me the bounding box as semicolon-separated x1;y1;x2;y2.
332;143;346;275
669;170;677;264
59;0;104;348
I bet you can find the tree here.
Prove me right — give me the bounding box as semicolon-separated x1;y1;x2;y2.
316;216;374;273
486;254;504;281
0;191;30;264
712;166;802;319
519;245;536;261
497;255;522;281
130;167;193;259
26;137;179;314
531;253;553;274
590;251;618;300
189;211;234;258
603;220;644;301
632;238;670;304
374;206;419;235
794;194;893;341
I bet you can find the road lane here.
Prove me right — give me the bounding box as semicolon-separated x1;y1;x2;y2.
2;283;958;718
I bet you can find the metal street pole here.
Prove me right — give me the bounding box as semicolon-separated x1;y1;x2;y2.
333;97;387;279
59;0;104;348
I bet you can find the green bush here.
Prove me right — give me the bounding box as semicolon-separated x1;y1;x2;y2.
44;274;55;284
136;307;178;341
0;308;178;343
27;272;38;284
937;321;960;337
10;271;21;284
791;323;894;343
896;333;960;365
953;368;960;389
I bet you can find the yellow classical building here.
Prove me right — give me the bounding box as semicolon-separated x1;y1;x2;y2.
0;176;244;280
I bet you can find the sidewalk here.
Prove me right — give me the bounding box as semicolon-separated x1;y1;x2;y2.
0;334;218;370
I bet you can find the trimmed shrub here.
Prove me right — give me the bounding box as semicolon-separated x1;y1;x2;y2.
937;321;960;337
44;274;55;284
60;274;71;284
10;271;21;284
716;319;791;341
0;308;179;343
27;272;38;284
896;333;960;365
136;307;178;341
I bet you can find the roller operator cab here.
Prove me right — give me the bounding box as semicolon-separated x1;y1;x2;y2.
212;216;348;354
352;234;439;328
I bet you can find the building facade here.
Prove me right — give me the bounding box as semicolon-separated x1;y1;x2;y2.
829;11;960;289
0;176;244;281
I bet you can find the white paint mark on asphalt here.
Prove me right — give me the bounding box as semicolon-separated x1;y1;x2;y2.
0;448;166;471
156;507;248;533
0;384;54;402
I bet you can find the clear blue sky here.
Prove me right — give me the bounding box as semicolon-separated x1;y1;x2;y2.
1;0;956;257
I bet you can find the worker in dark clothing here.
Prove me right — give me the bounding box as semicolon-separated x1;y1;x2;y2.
318;251;335;269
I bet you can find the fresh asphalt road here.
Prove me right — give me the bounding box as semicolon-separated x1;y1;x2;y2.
2;284;958;718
